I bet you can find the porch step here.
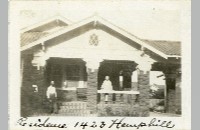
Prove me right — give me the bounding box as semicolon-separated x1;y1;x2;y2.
58;101;90;116
59;101;87;108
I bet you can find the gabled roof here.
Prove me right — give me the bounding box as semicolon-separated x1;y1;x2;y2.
21;15;72;33
21;32;49;47
20;15;181;59
21;26;67;47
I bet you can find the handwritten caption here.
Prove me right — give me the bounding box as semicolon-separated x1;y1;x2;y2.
17;117;175;129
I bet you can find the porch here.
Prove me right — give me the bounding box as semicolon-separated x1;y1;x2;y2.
45;57;144;116
21;55;180;117
45;58;139;99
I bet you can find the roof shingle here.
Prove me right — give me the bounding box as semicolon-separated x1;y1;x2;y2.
21;32;49;47
142;39;181;56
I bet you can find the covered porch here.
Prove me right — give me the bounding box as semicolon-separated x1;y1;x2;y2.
21;54;180;117
43;57;148;116
45;58;140;103
45;58;87;102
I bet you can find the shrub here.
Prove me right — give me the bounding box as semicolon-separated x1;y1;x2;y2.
98;104;141;117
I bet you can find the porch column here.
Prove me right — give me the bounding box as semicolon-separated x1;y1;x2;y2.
33;65;46;102
137;62;152;116
119;75;123;90
85;59;102;114
165;73;177;113
21;54;47;116
130;71;138;105
62;64;67;88
131;70;138;90
78;63;85;88
33;49;48;113
21;54;34;116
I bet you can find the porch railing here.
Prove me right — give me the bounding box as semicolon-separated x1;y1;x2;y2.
97;90;140;104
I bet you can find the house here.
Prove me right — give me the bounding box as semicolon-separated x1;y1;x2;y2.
20;15;181;116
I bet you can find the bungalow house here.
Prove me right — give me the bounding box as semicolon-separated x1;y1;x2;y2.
20;15;181;117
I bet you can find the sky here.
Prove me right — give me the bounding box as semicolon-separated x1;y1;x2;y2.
150;71;165;85
16;1;182;41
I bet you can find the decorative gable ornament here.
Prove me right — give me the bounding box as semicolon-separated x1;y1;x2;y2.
89;33;99;46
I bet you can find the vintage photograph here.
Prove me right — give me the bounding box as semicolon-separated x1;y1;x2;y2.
9;0;192;129
18;2;183;118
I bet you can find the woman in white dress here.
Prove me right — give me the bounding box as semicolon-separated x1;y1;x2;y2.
101;76;113;102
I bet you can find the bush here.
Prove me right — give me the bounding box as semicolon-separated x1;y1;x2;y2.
150;88;164;99
149;100;165;113
98;104;142;117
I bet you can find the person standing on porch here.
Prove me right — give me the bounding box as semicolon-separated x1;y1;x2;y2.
46;81;58;114
101;76;113;102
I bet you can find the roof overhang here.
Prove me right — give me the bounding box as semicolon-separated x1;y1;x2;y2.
21;15;73;33
20;15;180;59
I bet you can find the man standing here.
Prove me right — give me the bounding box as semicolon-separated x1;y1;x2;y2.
46;81;58;114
